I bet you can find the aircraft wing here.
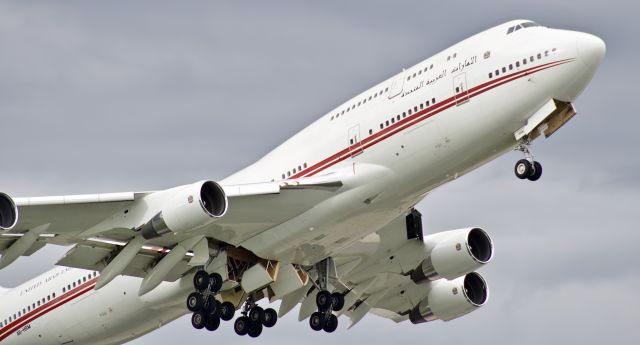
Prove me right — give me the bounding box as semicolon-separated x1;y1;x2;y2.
279;211;490;327
0;173;343;283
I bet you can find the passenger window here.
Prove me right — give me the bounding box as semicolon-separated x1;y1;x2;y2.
407;76;410;81
420;103;424;109
530;56;534;62
385;87;389;92
455;87;459;93
391;118;395;124
523;58;527;65
516;61;520;67
432;98;436;104
488;72;492;78
430;64;434;69
408;109;412;115
412;73;416;78
281;174;285;179
402;112;406;118
369;129;373;135
545;50;549;56
397;115;401;120
368;96;372;101
502;67;506;73
537;53;542;59
357;101;361;106
385;120;389;126
495;69;499;76
303;163;307;168
509;64;513;70
379;123;383;129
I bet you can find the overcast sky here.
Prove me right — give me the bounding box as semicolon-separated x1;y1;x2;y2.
0;1;638;344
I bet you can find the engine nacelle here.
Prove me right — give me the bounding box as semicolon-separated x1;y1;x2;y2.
0;192;18;231
411;227;493;282
140;180;227;239
410;272;489;323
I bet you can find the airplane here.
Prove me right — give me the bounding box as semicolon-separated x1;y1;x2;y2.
0;19;605;344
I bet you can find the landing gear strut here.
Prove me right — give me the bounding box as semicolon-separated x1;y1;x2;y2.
233;295;278;337
309;258;344;333
514;137;542;181
187;270;226;332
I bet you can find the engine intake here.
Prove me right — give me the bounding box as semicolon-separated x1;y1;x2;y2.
412;227;493;282
0;192;18;231
140;180;227;239
409;272;489;324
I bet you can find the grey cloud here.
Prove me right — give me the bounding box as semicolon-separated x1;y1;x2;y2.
0;1;638;344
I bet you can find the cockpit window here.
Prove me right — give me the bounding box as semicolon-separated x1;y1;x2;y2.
506;22;541;34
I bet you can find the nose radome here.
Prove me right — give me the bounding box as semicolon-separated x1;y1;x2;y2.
576;32;606;70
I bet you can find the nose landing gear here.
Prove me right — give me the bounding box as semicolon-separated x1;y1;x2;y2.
514;138;542;181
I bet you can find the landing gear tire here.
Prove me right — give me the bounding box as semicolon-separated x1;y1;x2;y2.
219;301;236;321
205;296;219;317
186;292;203;312
310;312;326;331
515;159;533;179
204;315;220;332
528;161;543;181
316;290;332;311
209;272;223;293
193;271;209;291
248;306;265;324
263;308;278;328
331;292;344;312
247;322;263;338
191;311;206;329
234;316;250;336
323;314;338;333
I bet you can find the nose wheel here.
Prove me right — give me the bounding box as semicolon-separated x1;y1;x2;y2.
514;139;543;181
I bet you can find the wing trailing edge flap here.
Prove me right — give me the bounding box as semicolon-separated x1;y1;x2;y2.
56;237;194;283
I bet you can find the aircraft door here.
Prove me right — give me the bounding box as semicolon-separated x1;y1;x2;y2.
453;72;470;105
348;124;364;157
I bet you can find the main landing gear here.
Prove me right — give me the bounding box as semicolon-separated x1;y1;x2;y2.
309;290;343;333
309;259;344;333
187;270;235;332
514;138;542;181
233;295;278;338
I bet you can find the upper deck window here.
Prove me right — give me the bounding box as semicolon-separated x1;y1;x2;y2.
507;22;541;34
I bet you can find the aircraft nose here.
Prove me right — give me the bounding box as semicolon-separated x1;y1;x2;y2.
576;32;606;71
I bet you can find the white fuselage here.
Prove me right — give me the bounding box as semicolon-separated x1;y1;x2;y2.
0;20;604;344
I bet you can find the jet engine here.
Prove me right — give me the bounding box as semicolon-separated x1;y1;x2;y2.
0;192;18;231
140;180;227;239
409;272;488;323
411;227;493;282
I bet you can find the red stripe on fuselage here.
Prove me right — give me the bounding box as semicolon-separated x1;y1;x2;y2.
291;58;575;178
0;278;97;342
